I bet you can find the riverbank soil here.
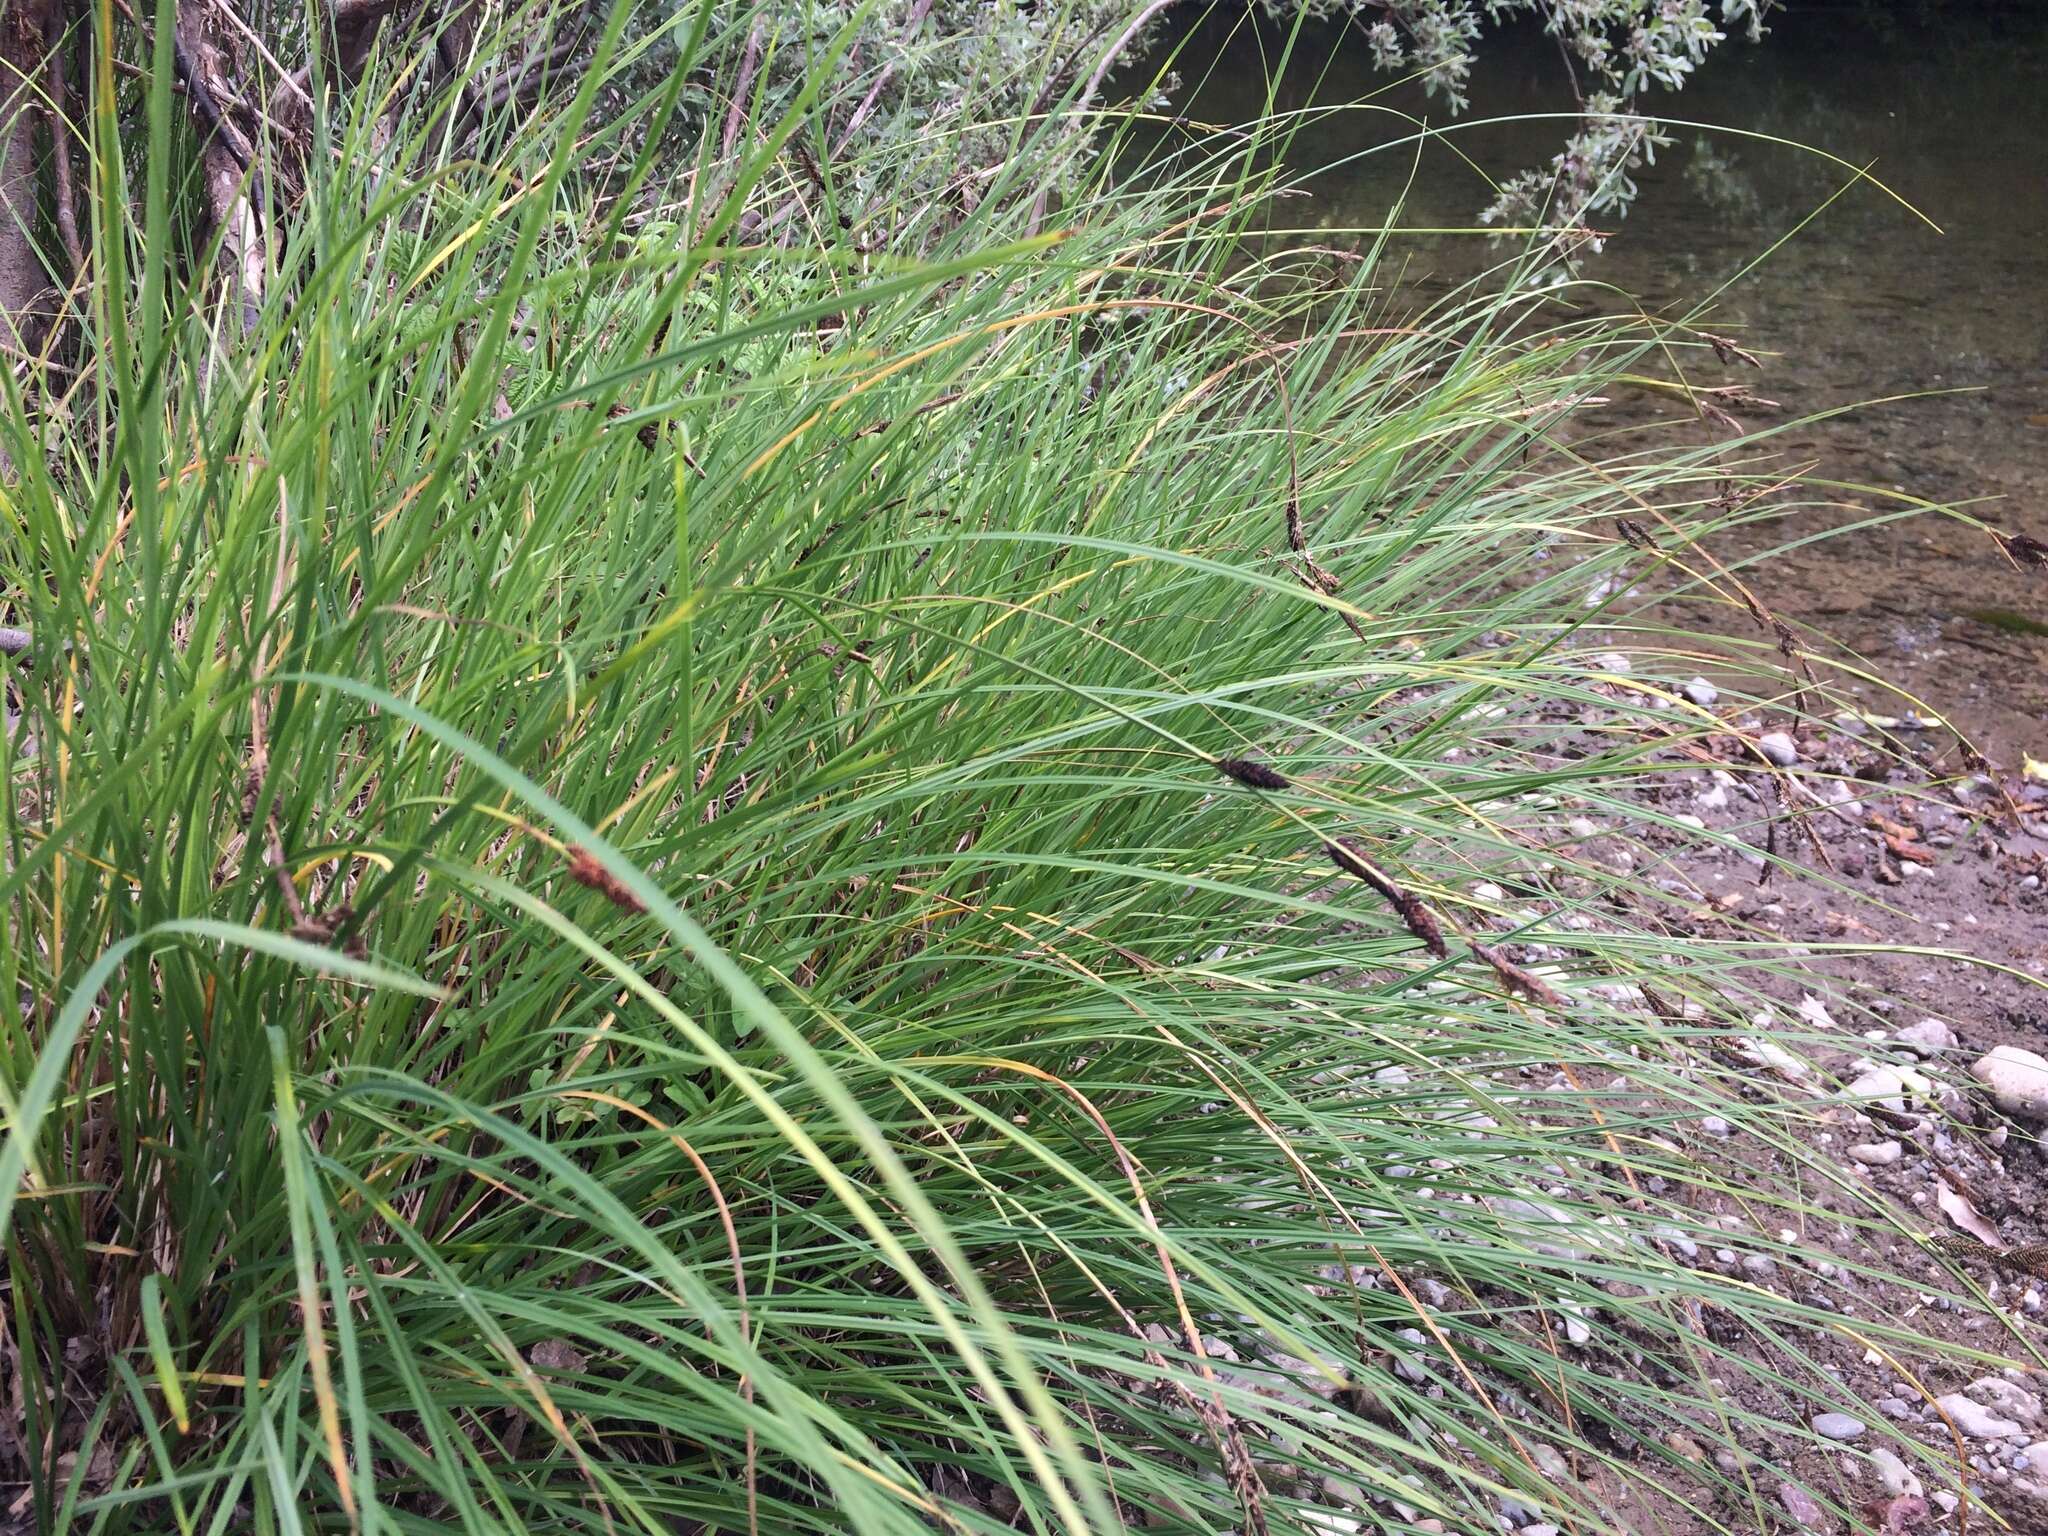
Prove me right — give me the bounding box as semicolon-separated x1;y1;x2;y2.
1475;632;2048;1536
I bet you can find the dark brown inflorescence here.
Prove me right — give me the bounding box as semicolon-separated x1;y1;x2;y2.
1327;838;1449;958
1214;757;1290;791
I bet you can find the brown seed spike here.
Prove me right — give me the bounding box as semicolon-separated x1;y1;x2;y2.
1390;888;1449;959
1214;757;1289;791
1326;839;1449;958
566;846;647;914
1470;941;1566;1007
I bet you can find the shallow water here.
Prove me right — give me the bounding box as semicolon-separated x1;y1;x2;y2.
1137;7;2048;761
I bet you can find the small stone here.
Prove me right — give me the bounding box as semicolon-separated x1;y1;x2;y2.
1971;1047;2048;1120
1848;1140;1903;1167
1682;677;1719;708
1812;1412;1865;1441
1777;1480;1825;1525
1701;1115;1733;1138
1893;1018;1957;1058
1797;995;1839;1031
1741;1037;1814;1084
1870;1447;1923;1497
1965;1377;2042;1426
1758;731;1799;766
1520;1526;1561;1536
2024;1442;2048;1472
1936;1392;2025;1440
1742;1254;1779;1279
1845;1064;1932;1115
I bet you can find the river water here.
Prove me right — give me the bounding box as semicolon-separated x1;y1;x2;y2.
1133;5;2048;763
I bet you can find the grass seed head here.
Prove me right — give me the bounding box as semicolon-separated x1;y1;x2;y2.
1214;757;1289;791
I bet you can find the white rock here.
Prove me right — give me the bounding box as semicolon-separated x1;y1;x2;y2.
1966;1377;2043;1426
1935;1392;2025;1440
1894;1018;1958;1058
1697;783;1729;811
1682;677;1719;708
2024;1442;2048;1474
1812;1412;1865;1441
1592;652;1632;674
1671;813;1707;831
1757;731;1799;766
1972;1047;2048;1119
1844;1063;1933;1115
1848;1140;1902;1167
1740;1037;1814;1084
1797;995;1838;1031
1869;1446;1923;1498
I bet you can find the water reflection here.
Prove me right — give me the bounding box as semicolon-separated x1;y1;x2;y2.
1132;6;2048;759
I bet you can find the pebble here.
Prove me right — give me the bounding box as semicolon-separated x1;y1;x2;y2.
1682;676;1719;707
1845;1063;1932;1115
2025;1442;2048;1471
1701;1115;1733;1138
1757;731;1799;766
1848;1140;1903;1166
1893;1018;1958;1057
1870;1446;1923;1497
1777;1481;1824;1526
1935;1392;2025;1440
1971;1046;2048;1119
1742;1254;1779;1279
1965;1377;2042;1426
1742;1037;1814;1083
1812;1412;1865;1441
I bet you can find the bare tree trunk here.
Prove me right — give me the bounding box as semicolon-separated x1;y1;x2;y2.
174;1;263;337
0;0;58;475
